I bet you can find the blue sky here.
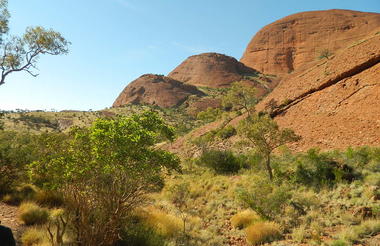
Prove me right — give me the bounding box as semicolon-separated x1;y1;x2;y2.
0;0;379;111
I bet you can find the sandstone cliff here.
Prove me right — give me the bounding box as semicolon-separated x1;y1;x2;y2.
240;9;380;76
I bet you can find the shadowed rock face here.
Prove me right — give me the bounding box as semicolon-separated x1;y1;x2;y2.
168;53;259;88
113;74;204;108
240;9;380;76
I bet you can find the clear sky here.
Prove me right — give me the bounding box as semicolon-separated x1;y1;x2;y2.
0;0;379;111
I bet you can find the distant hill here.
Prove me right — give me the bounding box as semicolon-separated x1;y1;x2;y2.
112;74;204;108
168;52;263;88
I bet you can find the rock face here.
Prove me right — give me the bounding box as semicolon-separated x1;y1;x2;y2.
240;9;380;76
168;53;259;88
256;32;380;151
113;74;204;108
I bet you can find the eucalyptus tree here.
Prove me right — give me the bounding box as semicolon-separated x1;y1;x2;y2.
0;0;69;86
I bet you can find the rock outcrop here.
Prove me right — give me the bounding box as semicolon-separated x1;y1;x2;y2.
240;9;380;76
113;74;204;108
257;32;380;151
168;53;260;88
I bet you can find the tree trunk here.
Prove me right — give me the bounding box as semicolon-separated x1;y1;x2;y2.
265;155;273;181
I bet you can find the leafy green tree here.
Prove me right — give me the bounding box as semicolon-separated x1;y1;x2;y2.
0;0;69;86
222;82;257;117
28;111;180;246
238;114;300;180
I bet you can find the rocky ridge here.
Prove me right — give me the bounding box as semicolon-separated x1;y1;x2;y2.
240;9;380;76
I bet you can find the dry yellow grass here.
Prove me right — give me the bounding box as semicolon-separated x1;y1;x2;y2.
138;207;182;238
18;202;49;226
21;227;47;246
245;221;282;245
231;209;261;229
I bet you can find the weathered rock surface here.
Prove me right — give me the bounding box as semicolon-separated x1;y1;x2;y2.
168;53;260;88
113;74;204;108
257;33;380;151
240;9;380;76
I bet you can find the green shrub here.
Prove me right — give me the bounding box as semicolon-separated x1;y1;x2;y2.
291;225;308;243
340;219;380;243
117;222;166;246
197;107;222;123
237;178;292;220
216;125;236;139
330;239;349;246
19;202;49;225
198;149;244;174
365;173;380;186
292;149;359;188
245;221;282;245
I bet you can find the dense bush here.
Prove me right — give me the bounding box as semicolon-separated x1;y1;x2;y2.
28;111;180;246
238;177;292;220
216;125;236;139
117;222;166;246
0;131;36;194
197;107;222;123
198;149;245;174
273;149;361;188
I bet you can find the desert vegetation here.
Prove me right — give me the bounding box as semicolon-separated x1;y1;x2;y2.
1;104;380;245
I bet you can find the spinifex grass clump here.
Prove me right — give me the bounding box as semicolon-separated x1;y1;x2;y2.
137;207;182;238
245;221;282;245
231;209;261;229
19;202;49;226
21;227;47;246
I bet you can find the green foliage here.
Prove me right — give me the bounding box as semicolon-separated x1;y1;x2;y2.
237;177;292;220
291;149;360;188
19;202;49;225
198;149;245;174
117;222;167;246
28;110;180;246
17;114;59;129
197;107;222;123
330;239;349;246
238;114;300;180
0;0;69;86
222;82;257;115
339;219;380;243
216;125;236;139
318;49;333;59
0;131;42;194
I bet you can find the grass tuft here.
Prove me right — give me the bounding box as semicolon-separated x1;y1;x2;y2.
19;202;49;226
231;209;261;229
21;227;47;246
245;221;282;245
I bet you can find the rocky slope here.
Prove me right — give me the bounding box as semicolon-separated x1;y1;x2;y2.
168;52;267;88
240;9;380;76
113;74;204;108
256;31;380;151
